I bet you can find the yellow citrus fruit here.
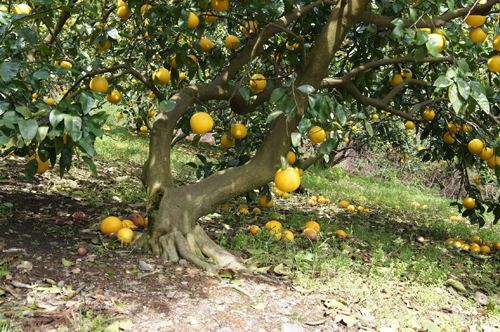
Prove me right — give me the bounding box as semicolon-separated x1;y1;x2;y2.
469;27;487;43
238;206;249;214
46;98;55;106
230;123;247;139
428;33;445;52
487;156;500;169
287;151;296;165
152;68;171;84
140;125;148;132
220;134;234;148
200;11;216;23
461;244;470;250
471;236;482;244
463;197;475;209
308;126;326;143
148;109;155;117
60;61;72;69
97;39;111;51
401;68;412;78
106;90;121;103
241;21;258;36
305;221;320;232
347;205;355;211
303;228;317;240
390;74;403;86
480;245;491;254
250;73;266;93
117;113;124;119
265;220;282;230
187;54;198;66
336;230;347;238
259;194;273;208
100;216;122;234
14;4;31;15
443;132;455;144
187;12;199;28
117;5;131;19
468;139;483;154
423;108;435;121
487;55;500;72
269;229;282;240
474;175;482;186
27;151;49;174
226;35;240;50
274;167;300;192
493;35;500;51
252;208;261;215
493;242;500;250
404;121;415;130
0;5;7;11
140;4;152;17
445;238;455;245
465;15;486;27
249;225;260;235
117;227;134;244
32;92;38;98
212;0;229;11
121;219;135;228
90;76;109;93
179;72;186;80
190;112;214;134
199;38;214;52
282;230;294;241
148;90;155;98
339;200;349;208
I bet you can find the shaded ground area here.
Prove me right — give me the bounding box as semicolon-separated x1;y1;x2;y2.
1;154;499;332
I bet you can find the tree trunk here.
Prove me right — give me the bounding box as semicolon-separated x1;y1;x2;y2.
136;0;371;273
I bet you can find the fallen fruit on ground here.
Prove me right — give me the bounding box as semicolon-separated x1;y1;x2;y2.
336;230;347;238
128;213;145;226
117;227;134;244
249;225;260;234
305;221;320;232
269;229;282;240
77;247;87;256
100;216;122;234
339;200;349;208
282;230;294;241
265;220;282;230
303;228;317;240
259;194;273;208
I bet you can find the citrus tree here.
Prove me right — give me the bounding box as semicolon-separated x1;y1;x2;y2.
1;0;499;272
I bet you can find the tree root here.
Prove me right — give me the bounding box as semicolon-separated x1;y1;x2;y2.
135;226;246;275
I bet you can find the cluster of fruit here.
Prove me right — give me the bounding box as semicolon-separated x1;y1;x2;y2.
411;202;429;209
100;214;147;244
248;221;294;241
308;195;330;206
339;200;370;213
445;236;500;254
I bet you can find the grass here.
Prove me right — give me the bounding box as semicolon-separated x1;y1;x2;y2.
84;120;500;329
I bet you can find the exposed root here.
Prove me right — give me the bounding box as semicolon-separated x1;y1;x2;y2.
173;230;218;275
136;226;246;274
192;226;246;270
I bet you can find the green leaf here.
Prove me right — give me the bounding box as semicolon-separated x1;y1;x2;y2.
0;62;20;82
413;46;427;62
0;136;10;145
298;117;311;133
291;132;302;147
445;279;466;292
415;30;428;46
434;75;453;88
390;19;405;39
319;138;336;154
25;158;38;180
49;110;64;128
78;141;95;157
296;85;315;94
33;70;50;80
426;37;439;57
270;88;286;103
446;0;454;12
457;59;469;73
238;87;250;101
15;106;32;118
14;28;38;45
364;119;373;136
266;110;283;123
336;105;347;126
61;258;74;267
409;8;417;22
36;126;49;142
18;119;38;142
159;100;176;112
108;127;133;138
448;84;463;113
64;114;82;132
80;91;95;115
456;79;470;100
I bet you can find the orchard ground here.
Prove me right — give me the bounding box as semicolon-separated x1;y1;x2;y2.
1;129;500;331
